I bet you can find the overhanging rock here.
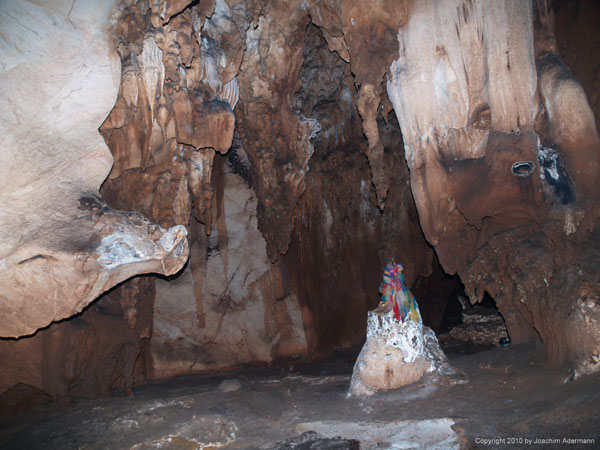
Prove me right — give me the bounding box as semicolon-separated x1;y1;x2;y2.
0;0;189;337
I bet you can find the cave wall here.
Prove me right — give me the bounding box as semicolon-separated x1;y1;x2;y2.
150;156;308;376
91;0;438;384
0;0;189;338
386;0;600;372
283;23;437;353
2;0;599;401
0;0;189;401
109;13;437;379
0;0;433;391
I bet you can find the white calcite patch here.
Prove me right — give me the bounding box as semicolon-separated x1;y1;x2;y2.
152;169;307;377
350;307;457;396
368;309;424;363
98;225;187;269
97;233;149;269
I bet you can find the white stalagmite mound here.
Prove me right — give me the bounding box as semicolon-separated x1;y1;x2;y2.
349;307;456;397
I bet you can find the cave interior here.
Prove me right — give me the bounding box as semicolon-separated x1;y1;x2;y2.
0;0;599;448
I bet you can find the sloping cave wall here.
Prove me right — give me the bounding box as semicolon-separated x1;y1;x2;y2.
100;13;439;379
0;0;189;339
0;0;187;401
385;0;600;373
1;0;599;402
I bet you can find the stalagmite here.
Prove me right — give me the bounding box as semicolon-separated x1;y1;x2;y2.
349;264;456;396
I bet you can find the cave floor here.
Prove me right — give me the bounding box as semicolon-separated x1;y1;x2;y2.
0;344;599;450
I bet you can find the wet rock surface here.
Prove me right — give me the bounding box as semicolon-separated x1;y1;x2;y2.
0;345;598;449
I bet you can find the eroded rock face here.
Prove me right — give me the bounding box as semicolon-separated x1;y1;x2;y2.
387;0;542;269
386;0;600;370
282;23;437;353
0;0;188;338
3;0;597;401
235;2;316;260
98;8;438;380
0;259;159;400
151;162;308;377
41;277;157;399
96;0;310;378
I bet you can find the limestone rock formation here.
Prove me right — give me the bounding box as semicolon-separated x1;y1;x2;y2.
349;307;453;397
0;0;188;337
0;274;158;401
338;0;408;210
99;8;437;380
2;0;599;402
349;309;428;396
235;1;317;260
387;0;542;267
151;164;308;377
386;0;600;370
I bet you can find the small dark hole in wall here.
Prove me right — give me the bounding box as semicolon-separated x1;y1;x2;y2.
511;161;535;176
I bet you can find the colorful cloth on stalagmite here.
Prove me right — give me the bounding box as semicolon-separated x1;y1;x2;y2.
379;263;421;323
